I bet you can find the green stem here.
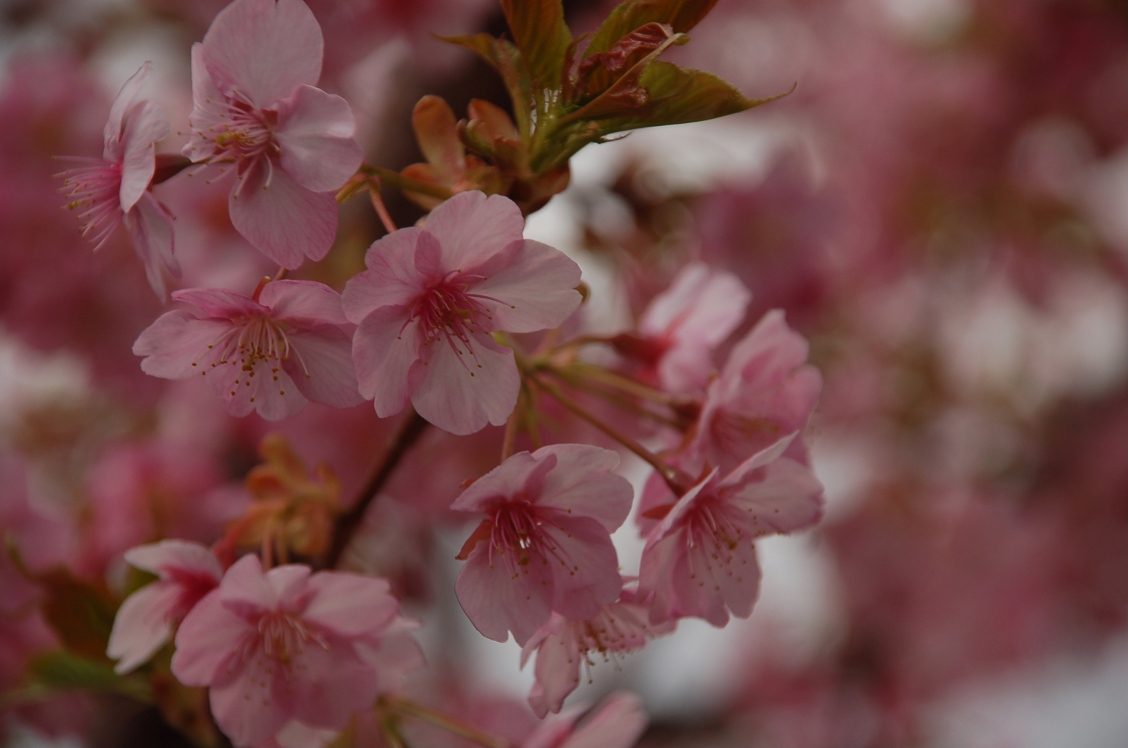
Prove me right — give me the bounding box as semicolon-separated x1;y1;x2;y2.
360;164;454;201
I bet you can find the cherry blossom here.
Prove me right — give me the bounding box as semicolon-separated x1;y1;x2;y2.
133;280;363;421
106;540;222;674
638;435;824;626
520;581;675;718
185;0;364;267
690;310;822;473
630;262;751;394
521;692;649;748
171;554;420;747
452;444;633;645
343;191;582;435
58;61;179;299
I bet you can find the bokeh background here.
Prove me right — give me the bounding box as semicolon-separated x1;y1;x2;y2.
1;1;1125;746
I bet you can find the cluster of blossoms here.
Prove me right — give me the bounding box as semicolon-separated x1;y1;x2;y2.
31;0;826;746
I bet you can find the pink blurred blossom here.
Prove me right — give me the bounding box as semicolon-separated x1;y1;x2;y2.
521;692;649;748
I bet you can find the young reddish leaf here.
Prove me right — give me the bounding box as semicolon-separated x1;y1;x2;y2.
35;569;118;660
573;22;680;103
588;0;720;55
501;0;573;90
412;95;465;180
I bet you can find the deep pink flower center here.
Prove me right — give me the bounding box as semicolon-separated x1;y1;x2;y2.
487;501;565;574
164;568;220;620
411;274;495;371
206;100;276;166
684;496;747;561
59;158;124;249
255;611;323;665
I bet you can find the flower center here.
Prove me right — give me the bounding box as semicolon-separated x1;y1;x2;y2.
410;274;493;372
205;99;276;166
256;612;323;665
58;158;124;249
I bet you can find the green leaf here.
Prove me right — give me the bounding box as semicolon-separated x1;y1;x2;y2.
588;0;719;55
26;650;152;703
35;568;118;660
501;0;573;90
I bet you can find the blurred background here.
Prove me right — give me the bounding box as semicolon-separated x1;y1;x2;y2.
1;1;1125;746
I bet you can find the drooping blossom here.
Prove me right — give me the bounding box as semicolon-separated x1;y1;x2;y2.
521;692;649;748
58;61;180;299
520;580;675;718
621;262;751;394
452;444;633;645
343;191;582;435
171;554;421;747
185;0;364;267
106;540;222;674
690;310;822;473
638;435;824;626
133;280;363;421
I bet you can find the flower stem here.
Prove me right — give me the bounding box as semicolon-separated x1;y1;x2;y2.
324;410;429;568
368;178;398;234
360;164;454;201
389;698;507;748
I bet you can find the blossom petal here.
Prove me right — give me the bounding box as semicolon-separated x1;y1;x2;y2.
411;331;519;435
260;280;349;325
542;517;623;621
469;240;582;333
173;287;266;318
123;539;222;580
133;312;230;379
726;458;824;537
455;545;554;645
170;588;247;685
533;445;632;532
422;191;525;271
104;62;151;159
352;306;421;415
275;85;364;193
285;327;364;409
209;649;290;747
129;194;179;301
229;158;338;268
450;451;543;513
107;582;179;674
119;99;169;212
343;228;426;321
288;640;380;731
217;554;276;618
207;354;308;420
301;573;398;638
527;621;581;718
565;692;649;748
201;0;322;108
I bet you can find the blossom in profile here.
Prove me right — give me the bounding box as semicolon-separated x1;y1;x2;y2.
171;554;420;747
106;540;222;674
628;262;751;394
452;444;633;645
638;436;824;627
521;692;649;748
690;310;822;473
520;581;675;718
58;61;180;299
343;191;582;435
185;0;364;267
133;280;363;421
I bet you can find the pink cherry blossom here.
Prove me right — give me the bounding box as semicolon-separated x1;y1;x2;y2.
171;554;420;747
133;280;363;421
106;540;222;674
343;191;582;435
690;310;822;473
632;262;752;394
520;580;675;718
521;692;649;748
58;61;180;299
452;444;633;645
638;436;824;627
185;0;364;267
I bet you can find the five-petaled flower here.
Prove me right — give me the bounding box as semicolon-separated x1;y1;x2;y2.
133;280;363;421
452;444;633;645
343;190;582;435
171;554;421;748
58;61;180;299
184;0;364;268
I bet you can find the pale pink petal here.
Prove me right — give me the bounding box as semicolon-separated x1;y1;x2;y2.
284;327;364;409
412;228;444;278
133;312;230;379
183;46;227;163
265;564;312;607
422;191;525;271
358;626;425;694
719;432;799;488
123;539;222;580
208;354;308;420
456;546;554;644
119;99;169;212
288;642;379;731
216;554;276;618
542;517;623;621
260;280;349;325
671;537;732;626
563;692;648;748
209;649;289;747
173;287;266;318
275;85;364;193
412;331;519;435
450;450;543;513
201;0;322;108
528;623;581;718
640;263;750;346
129;194;179;301
107;582;180;674
726;459;824;537
170;588;247;685
522;707;583;748
104;62;151;159
301;573;398;638
638;531;685;625
351;306;421;414
342;228;427;321
470;240;583;333
534;445;632;532
229;157;338;268
272;722;338;748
